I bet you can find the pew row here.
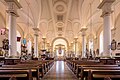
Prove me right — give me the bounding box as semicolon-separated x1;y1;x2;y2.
66;59;120;80
1;60;54;80
0;67;33;80
84;67;120;80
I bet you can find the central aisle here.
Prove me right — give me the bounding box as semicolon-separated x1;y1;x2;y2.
42;61;78;80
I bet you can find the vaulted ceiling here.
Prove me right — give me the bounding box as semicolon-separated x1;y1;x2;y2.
0;0;120;44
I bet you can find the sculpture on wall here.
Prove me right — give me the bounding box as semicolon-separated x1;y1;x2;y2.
0;47;4;56
117;42;120;50
111;39;116;50
2;39;9;50
96;49;99;56
2;39;9;57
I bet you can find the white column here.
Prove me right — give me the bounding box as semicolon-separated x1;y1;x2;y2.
70;42;73;57
8;14;17;57
33;28;39;58
82;35;86;58
81;28;87;58
47;42;50;51
74;38;78;56
5;0;22;58
34;34;38;58
98;0;115;57
103;15;111;57
42;37;46;50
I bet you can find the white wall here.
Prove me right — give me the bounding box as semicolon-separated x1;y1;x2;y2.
115;14;120;42
0;14;6;47
16;31;21;55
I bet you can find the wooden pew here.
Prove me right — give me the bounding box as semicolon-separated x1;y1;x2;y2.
66;60;101;75
66;59;120;80
2;60;45;80
12;60;54;78
0;67;33;80
2;60;54;80
76;64;118;78
88;69;120;80
66;60;118;77
19;60;44;78
19;60;54;77
80;66;120;80
2;65;40;80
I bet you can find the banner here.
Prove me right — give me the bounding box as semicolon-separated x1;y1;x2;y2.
0;28;5;35
17;37;21;42
22;38;26;44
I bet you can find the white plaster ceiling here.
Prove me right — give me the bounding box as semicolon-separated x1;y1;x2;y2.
0;0;120;44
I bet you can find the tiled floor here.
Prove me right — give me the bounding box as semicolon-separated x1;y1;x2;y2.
42;61;78;80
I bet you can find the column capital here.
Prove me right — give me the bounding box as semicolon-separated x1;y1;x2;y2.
33;28;39;36
42;37;46;41
47;41;49;44
34;34;39;36
80;27;87;36
74;37;78;43
5;0;22;17
33;27;40;32
71;42;73;46
98;0;115;17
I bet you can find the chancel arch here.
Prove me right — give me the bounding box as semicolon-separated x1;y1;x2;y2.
51;37;69;58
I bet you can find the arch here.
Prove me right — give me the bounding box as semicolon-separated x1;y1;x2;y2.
16;31;21;54
99;31;103;55
72;19;81;24
51;37;69;51
27;40;32;54
0;12;5;28
38;19;48;25
39;21;48;37
86;34;94;44
25;33;34;42
114;12;120;41
97;24;103;49
17;24;24;39
115;12;120;28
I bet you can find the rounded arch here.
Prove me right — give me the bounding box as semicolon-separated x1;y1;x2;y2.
38;19;48;25
115;12;120;28
51;37;69;51
114;12;120;41
86;34;95;44
25;34;34;42
97;24;103;45
97;24;103;38
99;31;103;54
17;24;24;39
0;12;5;28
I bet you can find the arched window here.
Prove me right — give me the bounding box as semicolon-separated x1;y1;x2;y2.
27;40;32;54
17;31;21;55
89;40;93;52
99;31;103;54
